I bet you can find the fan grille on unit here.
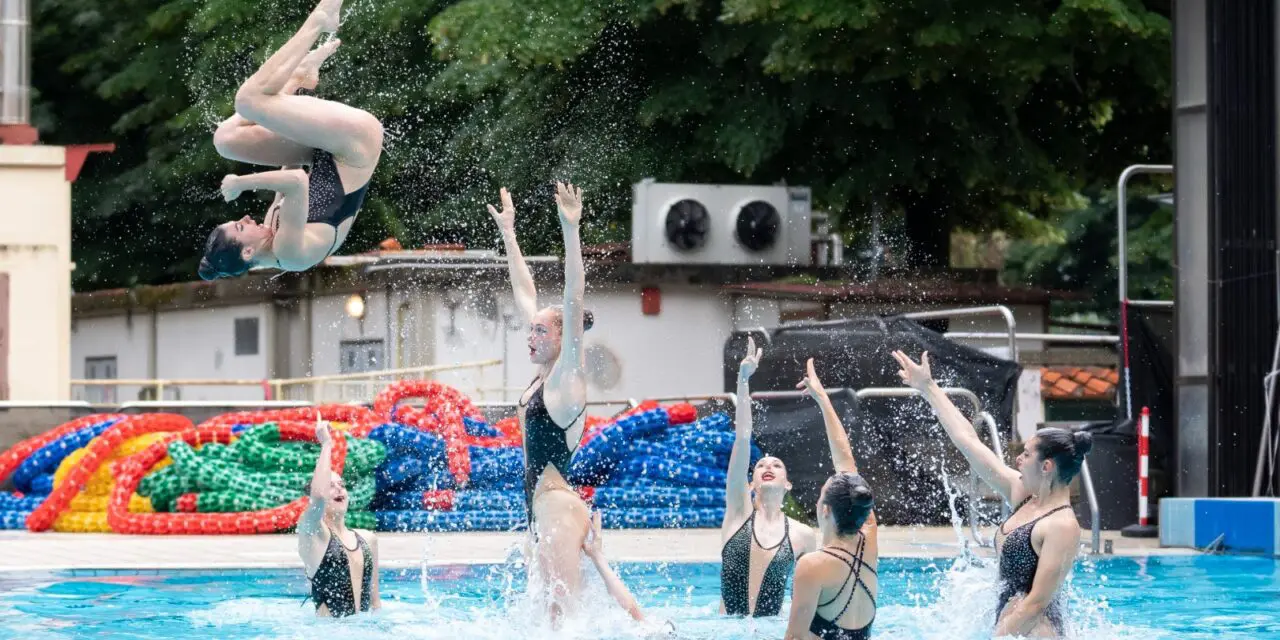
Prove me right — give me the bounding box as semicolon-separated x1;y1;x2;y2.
735;200;780;252
664;199;711;251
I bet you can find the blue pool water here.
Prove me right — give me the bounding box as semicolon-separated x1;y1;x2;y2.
0;555;1275;639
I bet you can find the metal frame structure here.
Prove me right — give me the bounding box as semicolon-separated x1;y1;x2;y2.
1117;164;1175;423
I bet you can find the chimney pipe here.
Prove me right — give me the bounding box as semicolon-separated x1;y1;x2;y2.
0;0;30;126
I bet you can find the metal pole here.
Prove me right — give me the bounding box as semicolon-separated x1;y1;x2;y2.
1079;460;1102;554
1117;164;1173;422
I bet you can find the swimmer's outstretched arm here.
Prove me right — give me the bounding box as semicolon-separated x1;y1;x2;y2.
800;359;877;533
724;337;761;525
298;423;333;557
798;358;857;475
891;350;1022;503
550;182;588;395
583;512;644;622
487;187;538;324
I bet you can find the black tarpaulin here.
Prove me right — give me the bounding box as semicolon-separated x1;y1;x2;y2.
723;316;1022;525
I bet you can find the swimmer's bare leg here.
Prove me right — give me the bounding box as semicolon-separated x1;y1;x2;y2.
214;42;339;166
233;0;381;167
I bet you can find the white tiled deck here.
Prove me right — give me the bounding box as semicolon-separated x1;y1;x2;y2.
0;527;1189;572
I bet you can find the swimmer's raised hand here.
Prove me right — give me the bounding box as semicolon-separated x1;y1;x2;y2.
554;181;583;226
220;175;243;202
892;349;934;391
797;357;828;400
738;336;762;381
486;187;516;229
316;422;332;446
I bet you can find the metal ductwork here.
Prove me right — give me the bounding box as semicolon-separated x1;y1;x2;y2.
0;0;30;126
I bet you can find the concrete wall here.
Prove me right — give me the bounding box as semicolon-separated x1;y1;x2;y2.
0;145;72;401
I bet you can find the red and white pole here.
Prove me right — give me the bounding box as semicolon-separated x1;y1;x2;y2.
1124;405;1158;537
1138;406;1150;526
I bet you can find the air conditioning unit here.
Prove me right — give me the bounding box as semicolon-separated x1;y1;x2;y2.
631;180;814;266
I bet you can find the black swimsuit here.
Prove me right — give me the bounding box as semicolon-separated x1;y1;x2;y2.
720;511;795;617
519;377;585;525
275;87;370;258
995;499;1072;634
809;536;877;640
308;529;373;617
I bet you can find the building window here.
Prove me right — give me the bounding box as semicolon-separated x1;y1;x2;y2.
340;339;385;374
84;356;117;404
234;317;259;355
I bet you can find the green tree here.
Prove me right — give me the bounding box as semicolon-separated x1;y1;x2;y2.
32;0;1172;289
1001;188;1173;319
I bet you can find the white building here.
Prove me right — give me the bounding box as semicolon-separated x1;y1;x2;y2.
69;248;1060;415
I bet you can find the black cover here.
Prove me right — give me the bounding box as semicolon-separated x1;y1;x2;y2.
723;316;1022;525
1119;305;1175;499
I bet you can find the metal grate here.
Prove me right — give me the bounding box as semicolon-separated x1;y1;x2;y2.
1207;0;1278;496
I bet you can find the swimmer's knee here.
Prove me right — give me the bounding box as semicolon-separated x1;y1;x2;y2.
212;122;243;159
233;87;268;120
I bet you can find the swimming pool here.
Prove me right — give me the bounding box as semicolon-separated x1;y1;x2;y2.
0;555;1274;639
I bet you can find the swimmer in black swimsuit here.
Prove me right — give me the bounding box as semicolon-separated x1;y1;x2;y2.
198;0;383;280
720;337;818;618
785;359;879;640
298;421;380;617
893;350;1091;638
487;183;645;627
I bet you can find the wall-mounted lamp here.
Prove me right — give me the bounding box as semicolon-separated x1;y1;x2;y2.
345;293;366;320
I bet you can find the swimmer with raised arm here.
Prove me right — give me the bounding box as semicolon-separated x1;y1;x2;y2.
487;183;645;626
199;0;383;280
892;350;1090;637
720;337;818;617
298;422;380;617
785;359;879;640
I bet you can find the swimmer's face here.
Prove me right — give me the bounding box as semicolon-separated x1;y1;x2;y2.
528;307;562;365
218;216;271;254
327;474;349;514
751;456;791;493
1015;436;1053;490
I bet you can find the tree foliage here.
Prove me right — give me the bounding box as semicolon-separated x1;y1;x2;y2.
31;0;1172;289
1001;188;1173;319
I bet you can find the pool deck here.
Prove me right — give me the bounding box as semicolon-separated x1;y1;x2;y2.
0;527;1193;572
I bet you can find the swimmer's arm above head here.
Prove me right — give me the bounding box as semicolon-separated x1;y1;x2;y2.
487;187;538;324
725;337;762;524
583;512;644;622
993;518;1080;636
798;358;857;475
552;181;587;382
298;423;334;541
891;350;1022;503
783;554;824;640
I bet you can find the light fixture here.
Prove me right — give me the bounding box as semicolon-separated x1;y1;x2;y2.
345;293;366;319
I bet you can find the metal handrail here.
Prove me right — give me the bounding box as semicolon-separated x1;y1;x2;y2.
1078;460;1102;554
945;332;1119;345
0;401;93;409
1117;164;1174;307
118;400;314;410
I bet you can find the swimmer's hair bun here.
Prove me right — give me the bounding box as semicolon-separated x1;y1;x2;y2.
197;257;219;281
583;309;595;331
1072;430;1094;458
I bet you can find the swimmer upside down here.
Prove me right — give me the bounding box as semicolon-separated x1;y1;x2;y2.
200;0;383;280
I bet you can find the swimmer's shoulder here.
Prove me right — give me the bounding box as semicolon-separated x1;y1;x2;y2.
1034;510;1081;548
789;518;818;554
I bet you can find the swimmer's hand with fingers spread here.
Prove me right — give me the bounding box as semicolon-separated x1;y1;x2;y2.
486;187;516;230
583;511;645;622
554;181;583;227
